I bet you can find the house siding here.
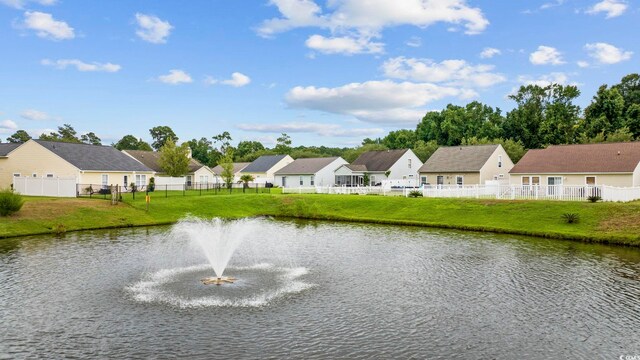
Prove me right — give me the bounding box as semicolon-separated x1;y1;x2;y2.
79;171;154;187
634;162;640;187
386;149;422;182
0;141;79;188
193;167;216;183
274;158;347;188
479;145;514;184
509;173;634;187
420;172;481;186
241;155;294;184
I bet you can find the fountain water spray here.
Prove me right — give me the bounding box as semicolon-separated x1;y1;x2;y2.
171;217;252;285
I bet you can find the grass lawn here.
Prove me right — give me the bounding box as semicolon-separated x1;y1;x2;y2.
2;192;640;246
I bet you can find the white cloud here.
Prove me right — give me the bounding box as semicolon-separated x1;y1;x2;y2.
285;80;471;125
577;60;590;68
382;57;506;88
0;119;18;134
21;109;49;121
205;72;251;87
584;42;632;64
529;45;565;65
586;0;628;18
157;69;193;85
517;72;571;87
21;11;74;40
258;0;489;53
479;47;501;59
540;0;565;9
237;122;384;137
1;0;55;9
41;59;121;72
406;36;421;48
135;13;173;44
305;34;384;55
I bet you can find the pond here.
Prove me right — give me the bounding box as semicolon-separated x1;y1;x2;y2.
1;218;639;359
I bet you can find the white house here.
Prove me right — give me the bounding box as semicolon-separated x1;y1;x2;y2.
211;162;250;183
123;149;216;186
274;157;348;188
334;149;422;187
239;155;294;184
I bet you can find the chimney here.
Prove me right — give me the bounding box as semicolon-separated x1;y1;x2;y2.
187;148;192;159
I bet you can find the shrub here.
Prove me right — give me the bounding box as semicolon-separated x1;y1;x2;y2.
148;177;155;192
0;189;24;216
408;190;423;198
587;195;602;203
562;213;580;224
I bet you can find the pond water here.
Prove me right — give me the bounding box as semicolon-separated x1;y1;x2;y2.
1;218;639;359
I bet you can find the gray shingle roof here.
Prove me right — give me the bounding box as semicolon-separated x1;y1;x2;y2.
275;157;341;175
351;149;409;172
418;144;499;173
124;150;205;173
0;143;21;156
242;155;289;173
211;162;250;175
35;140;153;172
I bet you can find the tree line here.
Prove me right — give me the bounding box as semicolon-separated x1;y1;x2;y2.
4;73;639;166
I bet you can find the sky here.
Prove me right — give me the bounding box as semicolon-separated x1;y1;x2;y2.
0;0;638;148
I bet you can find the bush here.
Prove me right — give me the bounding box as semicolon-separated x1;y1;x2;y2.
148;177;155;192
587;195;602;203
408;190;423;198
0;189;24;216
562;213;580;224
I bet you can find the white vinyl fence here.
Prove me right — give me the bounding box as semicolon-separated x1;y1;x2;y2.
13;177;77;197
403;184;640;202
281;186;406;196
154;176;187;186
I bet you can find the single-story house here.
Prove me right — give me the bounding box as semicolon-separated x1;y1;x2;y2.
418;144;513;186
334;149;422;187
211;162;250;183
510;142;640;187
0;139;154;189
123;149;216;186
239;155;294;184
274;157;348;188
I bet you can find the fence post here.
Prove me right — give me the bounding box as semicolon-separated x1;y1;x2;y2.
200;183;202;196
183;184;186;196
165;185;168;198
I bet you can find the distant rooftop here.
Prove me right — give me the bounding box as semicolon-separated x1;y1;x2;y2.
0;143;21;156
125;150;206;173
242;155;289;173
275;157;341;175
419;144;499;173
351;149;409;172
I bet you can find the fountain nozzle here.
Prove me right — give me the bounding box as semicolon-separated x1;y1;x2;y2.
201;276;237;285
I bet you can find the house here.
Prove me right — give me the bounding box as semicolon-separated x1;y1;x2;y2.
239;155;294;184
334;149;422;187
509;142;640;187
123;149;216;186
418;144;513;186
0;139;154;189
211;162;250;183
274;157;348;188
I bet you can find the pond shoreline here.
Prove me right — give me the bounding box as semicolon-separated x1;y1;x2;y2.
2;194;639;246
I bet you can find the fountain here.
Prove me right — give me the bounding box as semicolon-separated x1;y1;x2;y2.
171;217;250;286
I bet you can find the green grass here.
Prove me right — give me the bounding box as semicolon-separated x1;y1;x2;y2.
2;193;640;246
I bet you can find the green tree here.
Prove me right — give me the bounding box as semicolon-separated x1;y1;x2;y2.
342;143;388;163
149;126;178;150
461;137;527;163
382;129;417;149
219;148;235;188
80;132;102;145
187;137;214;166
240;174;254;187
412;140;439;162
235;140;265;160
114;135;152;151
6;130;32;143
158;139;190;177
275;133;292;154
39;124;82;143
583;85;625;138
605;127;634;142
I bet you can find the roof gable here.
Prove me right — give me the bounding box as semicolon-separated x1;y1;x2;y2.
0;143;22;156
211;162;250;175
34;140;153;172
275;157;341;175
510;142;640;174
242;155;289;173
418;145;499;173
351;149;409;171
124;150;204;173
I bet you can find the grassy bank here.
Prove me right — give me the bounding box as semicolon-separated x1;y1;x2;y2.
2;192;640;246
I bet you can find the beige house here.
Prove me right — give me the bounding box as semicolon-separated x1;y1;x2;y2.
211;162;250;183
510;142;640;187
418;144;513;186
123;149;216;186
334;149;422;187
0;140;154;189
239;155;294;184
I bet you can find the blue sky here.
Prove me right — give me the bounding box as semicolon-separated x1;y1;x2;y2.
0;0;637;148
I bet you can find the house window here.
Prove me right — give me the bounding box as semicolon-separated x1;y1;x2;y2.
46;173;54;178
421;176;427;185
200;175;209;183
299;176;304;186
498;174;504;178
123;175;128;187
408;158;412;169
101;174;109;189
310;176;315;186
548;176;562;186
522;176;540;186
498;155;502;168
135;174;146;188
13;173;20;177
456;176;463;186
586;176;596;186
282;177;286;187
32;173;37;178
437;176;444;185
370;175;376;186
